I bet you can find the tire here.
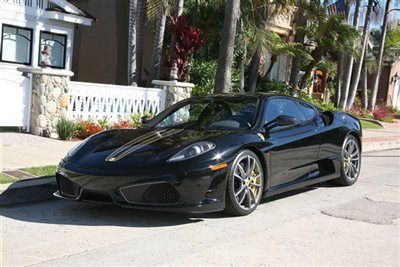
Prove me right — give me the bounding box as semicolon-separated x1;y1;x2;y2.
225;150;264;216
331;134;361;186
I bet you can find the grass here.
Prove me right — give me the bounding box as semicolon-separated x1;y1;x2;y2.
0;173;17;184
21;165;57;177
360;119;383;129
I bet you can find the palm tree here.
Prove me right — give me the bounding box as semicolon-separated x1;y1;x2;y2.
369;0;392;110
214;0;241;93
289;0;308;89
346;0;376;110
147;1;168;85
298;3;359;90
338;0;361;109
128;0;137;85
136;0;147;84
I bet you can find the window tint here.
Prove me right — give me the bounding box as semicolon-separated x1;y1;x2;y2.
39;31;67;68
297;102;316;121
1;24;32;64
265;99;303;123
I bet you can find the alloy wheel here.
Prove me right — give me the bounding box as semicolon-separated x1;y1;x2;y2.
343;138;360;180
232;155;263;210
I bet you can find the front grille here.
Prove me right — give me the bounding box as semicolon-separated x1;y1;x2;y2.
120;182;181;204
56;173;80;198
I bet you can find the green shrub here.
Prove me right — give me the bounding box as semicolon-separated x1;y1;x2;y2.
190;59;240;96
56;118;76;140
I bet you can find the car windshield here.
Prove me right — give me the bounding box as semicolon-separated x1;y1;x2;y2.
146;97;259;130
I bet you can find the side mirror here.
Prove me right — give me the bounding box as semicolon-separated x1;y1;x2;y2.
264;115;297;131
141;115;149;125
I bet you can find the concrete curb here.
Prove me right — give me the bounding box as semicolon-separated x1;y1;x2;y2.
0;177;57;207
362;140;400;153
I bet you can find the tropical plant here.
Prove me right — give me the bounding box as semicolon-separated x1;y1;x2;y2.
370;0;392;110
128;0;138;85
136;0;147;84
338;0;361;109
298;2;359;90
346;0;377;110
191;58;241;96
75;119;104;140
213;0;241;93
147;0;168;85
164;16;204;81
55;118;76;140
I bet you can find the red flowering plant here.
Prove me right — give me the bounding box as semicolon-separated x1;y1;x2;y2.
372;105;395;122
165;16;204;81
111;115;133;129
75;118;104;139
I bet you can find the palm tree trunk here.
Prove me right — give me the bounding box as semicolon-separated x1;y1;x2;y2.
214;0;241;93
148;6;168;86
336;53;344;107
289;5;307;90
369;0;391;110
299;48;323;90
248;49;262;92
338;0;361;109
265;54;278;78
346;0;373;110
128;0;137;85
136;0;147;84
237;19;246;92
361;59;368;109
169;0;185;68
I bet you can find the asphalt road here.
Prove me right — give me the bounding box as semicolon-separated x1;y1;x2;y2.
1;149;399;266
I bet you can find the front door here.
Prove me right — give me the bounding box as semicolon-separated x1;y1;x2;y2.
264;98;319;187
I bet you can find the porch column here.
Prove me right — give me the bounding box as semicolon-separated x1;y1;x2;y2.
152;80;195;108
17;67;74;138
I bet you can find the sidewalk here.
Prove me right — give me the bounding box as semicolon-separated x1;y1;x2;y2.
362;119;400;152
1;124;400;171
1;133;80;171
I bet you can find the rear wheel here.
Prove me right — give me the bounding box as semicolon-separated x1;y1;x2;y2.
332;135;361;186
225;150;264;216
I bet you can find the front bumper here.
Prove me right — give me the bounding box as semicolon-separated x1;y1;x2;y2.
54;161;229;213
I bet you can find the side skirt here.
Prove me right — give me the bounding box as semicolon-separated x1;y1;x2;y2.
263;172;340;198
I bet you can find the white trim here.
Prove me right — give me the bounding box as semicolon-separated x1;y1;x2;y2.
42;11;93;26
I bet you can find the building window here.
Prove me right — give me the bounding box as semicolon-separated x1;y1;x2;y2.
0;24;33;65
39;31;67;69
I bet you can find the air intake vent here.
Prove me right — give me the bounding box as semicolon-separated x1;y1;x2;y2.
120;182;181;204
56;173;80;198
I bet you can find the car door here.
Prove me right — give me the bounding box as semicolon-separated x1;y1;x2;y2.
264;98;320;187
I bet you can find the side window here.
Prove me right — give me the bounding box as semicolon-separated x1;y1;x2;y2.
265;99;304;123
297;102;316;121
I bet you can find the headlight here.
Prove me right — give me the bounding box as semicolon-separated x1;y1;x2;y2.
168;141;216;162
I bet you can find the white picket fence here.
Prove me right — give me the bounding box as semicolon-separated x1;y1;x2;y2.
67;81;166;122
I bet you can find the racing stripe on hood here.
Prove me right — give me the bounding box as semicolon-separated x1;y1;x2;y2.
105;128;184;162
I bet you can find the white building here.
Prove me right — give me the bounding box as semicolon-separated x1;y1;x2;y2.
0;0;94;129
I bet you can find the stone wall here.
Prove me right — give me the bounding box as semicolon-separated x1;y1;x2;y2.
152;80;194;108
17;67;74;138
31;74;70;138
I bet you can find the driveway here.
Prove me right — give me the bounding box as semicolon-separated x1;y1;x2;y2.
1;149;399;266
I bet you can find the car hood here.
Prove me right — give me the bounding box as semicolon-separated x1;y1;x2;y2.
65;127;234;172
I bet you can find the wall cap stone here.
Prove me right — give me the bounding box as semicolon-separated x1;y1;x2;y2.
17;67;74;77
152;79;195;88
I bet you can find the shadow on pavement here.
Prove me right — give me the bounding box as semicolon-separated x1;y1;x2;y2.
0;185;321;226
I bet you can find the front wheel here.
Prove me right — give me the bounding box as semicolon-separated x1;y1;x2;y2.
332;135;361;186
224;150;264;216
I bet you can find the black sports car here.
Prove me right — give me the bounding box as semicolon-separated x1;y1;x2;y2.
54;93;362;216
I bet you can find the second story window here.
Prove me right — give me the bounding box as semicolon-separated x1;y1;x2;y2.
39;31;66;69
0;24;33;65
